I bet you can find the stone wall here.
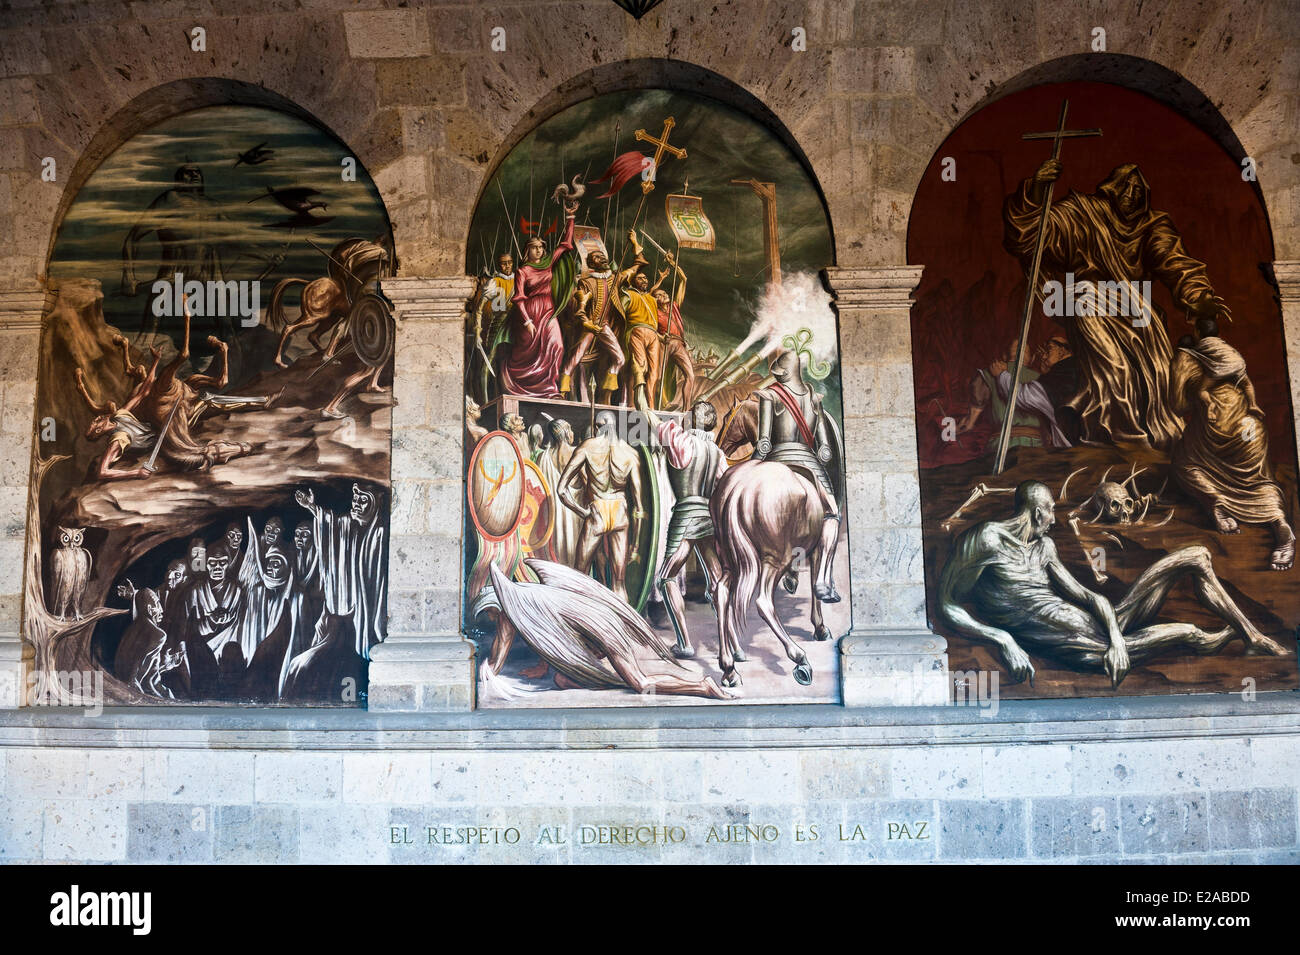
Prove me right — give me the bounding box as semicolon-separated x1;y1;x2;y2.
0;702;1295;863
0;0;1298;864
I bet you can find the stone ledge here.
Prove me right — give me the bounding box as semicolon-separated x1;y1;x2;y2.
824;265;924;309
1;694;1297;751
380;275;476;322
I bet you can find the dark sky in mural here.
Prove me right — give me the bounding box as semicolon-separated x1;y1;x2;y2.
49;105;391;344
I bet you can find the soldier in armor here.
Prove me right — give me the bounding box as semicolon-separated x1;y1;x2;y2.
559;232;643;404
468;252;515;404
753;349;843;602
635;382;727;659
556;410;645;602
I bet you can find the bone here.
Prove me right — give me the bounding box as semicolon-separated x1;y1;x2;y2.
1059;466;1087;503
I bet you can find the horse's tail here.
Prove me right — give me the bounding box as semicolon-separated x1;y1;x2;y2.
715;476;762;644
268;278;306;331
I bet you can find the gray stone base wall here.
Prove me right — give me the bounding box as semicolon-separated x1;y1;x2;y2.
2;701;1295;864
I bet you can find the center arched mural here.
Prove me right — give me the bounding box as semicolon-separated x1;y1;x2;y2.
462;88;849;707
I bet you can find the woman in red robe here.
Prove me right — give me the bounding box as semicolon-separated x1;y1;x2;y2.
501;211;576;397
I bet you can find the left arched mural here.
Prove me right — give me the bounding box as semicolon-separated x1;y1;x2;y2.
27;104;395;706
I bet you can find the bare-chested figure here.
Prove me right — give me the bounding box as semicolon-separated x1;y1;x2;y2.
937;481;1289;686
556;409;645;601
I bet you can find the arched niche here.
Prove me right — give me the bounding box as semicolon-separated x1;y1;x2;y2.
27;90;397;708
459;79;851;709
905;74;1298;701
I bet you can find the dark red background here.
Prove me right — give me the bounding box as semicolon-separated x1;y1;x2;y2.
906;81;1291;471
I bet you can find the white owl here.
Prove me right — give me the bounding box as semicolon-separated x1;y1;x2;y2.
51;526;92;621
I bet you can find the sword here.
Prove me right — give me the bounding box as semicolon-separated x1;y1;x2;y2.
142;395;183;474
639;229;674;261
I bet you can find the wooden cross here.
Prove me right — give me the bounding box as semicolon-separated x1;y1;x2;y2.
634;116;687;195
993;99;1102;475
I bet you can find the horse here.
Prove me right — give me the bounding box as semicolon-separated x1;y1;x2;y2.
709;460;834;688
268;276;349;368
716;395;759;462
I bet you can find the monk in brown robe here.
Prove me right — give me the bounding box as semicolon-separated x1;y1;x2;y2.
1005;161;1229;451
1170;318;1295;571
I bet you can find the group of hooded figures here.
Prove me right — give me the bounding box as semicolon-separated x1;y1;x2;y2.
109;484;387;703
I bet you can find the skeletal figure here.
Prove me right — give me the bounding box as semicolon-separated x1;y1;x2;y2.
937;480;1290;687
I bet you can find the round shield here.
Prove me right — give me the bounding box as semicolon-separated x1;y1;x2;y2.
348;292;394;368
468;431;525;542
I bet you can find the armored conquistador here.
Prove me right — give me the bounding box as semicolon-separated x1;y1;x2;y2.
635;382;726;658
754;349;841;602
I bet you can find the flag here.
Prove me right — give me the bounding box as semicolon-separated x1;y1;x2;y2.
572;226;608;270
665;194;715;251
592;150;650;198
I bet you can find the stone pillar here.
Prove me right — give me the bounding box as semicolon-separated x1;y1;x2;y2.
1276;262;1300;466
367;276;477;711
0;288;44;709
823;266;947;706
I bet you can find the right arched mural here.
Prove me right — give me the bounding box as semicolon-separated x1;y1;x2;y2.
908;80;1299;698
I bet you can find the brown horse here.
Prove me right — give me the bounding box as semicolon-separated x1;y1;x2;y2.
716;395;759;462
710;460;834;688
269;276;349;368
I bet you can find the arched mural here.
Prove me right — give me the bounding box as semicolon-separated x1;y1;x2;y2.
908;80;1299;698
27;104;396;706
462;88;848;707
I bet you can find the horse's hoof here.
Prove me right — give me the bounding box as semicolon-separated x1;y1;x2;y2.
814;625;832;642
793;662;813;686
813;584;841;603
671;644;696;659
781;571;799;595
722;669;742;688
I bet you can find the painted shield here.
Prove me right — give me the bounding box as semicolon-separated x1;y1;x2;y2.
468;431;525;542
822;409;846;508
348;291;395;368
519;459;555;557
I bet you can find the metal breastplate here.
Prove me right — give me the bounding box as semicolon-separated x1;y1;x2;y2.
768;389;817;447
667;433;720;501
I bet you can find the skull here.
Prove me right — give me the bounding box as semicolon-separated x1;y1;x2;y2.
1093;482;1134;524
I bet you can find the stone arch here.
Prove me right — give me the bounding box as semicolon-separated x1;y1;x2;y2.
44;77;397;275
908;53;1276;249
464;58;837;272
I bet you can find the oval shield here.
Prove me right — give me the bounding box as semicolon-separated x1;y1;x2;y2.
468;431;525;542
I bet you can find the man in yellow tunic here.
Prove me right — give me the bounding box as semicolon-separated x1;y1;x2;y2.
1004;161;1229;451
1170;318;1295;571
621;229;663;409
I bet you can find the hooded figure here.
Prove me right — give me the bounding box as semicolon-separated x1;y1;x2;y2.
191;543;245;660
277;520;325;696
1004;161;1225;451
229;515;294;669
130;588;178;699
294;484;387;658
114;586;166;688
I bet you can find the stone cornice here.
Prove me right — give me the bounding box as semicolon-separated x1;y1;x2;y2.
381;275;477;323
0;288;49;329
823;265;924;310
1;695;1297;750
1273;261;1300;305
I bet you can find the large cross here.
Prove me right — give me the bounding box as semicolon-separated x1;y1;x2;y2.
993;99;1102;475
634;117;687;195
